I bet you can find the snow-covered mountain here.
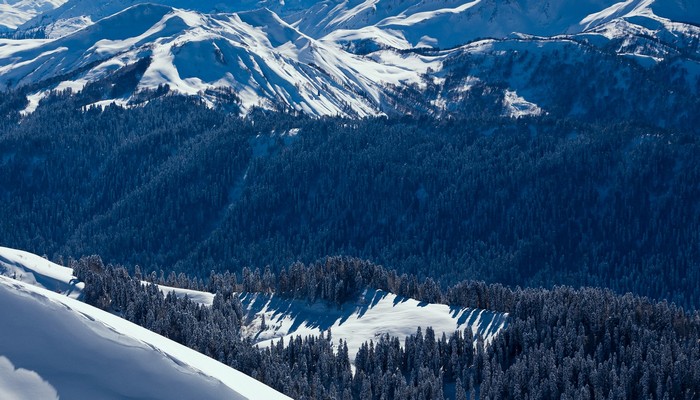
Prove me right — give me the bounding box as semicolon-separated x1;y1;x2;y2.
0;248;291;400
0;0;66;32
16;0;322;37
0;4;437;116
299;0;700;49
0;0;698;120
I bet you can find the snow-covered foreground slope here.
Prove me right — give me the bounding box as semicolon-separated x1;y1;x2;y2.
0;275;291;400
243;289;508;361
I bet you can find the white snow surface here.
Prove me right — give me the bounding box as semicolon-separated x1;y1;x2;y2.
147;281;216;306
245;289;508;361
0;275;291;400
1;0;698;116
0;0;66;31
0;356;59;400
0;4;437;117
293;0;700;49
503;89;544;118
0;246;83;299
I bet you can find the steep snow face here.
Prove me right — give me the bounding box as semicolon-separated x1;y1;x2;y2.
10;0;700;47
242;290;509;361
0;276;291;400
580;0;700;30
292;0;699;49
16;0;700;45
303;0;612;48
18;0;319;37
0;0;66;31
1;1;696;119
0;4;436;116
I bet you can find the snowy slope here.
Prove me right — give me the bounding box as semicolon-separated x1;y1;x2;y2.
0;245;508;368
242;289;508;361
145;283;508;362
148;284;508;361
294;0;700;50
0;246;83;299
0;275;291;400
0;4;437;116
0;0;66;31
18;0;320;37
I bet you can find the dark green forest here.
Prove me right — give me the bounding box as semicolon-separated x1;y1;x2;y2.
1;90;699;309
73;255;700;399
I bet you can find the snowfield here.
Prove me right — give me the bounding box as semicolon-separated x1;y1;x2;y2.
0;4;436;117
147;281;216;306
0;0;66;31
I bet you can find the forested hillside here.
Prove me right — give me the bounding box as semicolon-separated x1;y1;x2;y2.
71;254;700;399
2;0;700;398
1;92;699;309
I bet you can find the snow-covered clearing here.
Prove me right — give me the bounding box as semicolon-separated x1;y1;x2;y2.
244;289;509;361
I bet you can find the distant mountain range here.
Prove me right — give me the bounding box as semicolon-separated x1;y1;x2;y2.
0;0;698;122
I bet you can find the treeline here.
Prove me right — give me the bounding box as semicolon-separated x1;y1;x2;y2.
73;255;451;399
434;39;700;129
72;255;700;399
2;93;700;309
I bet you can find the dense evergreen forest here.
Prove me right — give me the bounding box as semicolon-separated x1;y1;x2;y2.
1;90;699;309
73;255;700;399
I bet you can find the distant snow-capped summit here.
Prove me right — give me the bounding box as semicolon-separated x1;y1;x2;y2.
0;0;66;32
0;4;439;116
0;0;697;122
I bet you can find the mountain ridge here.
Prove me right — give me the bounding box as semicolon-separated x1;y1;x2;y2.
0;0;698;120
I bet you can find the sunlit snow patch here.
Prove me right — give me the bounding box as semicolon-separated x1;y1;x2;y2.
0;246;83;299
246;289;508;362
502;89;544;118
145;281;216;306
